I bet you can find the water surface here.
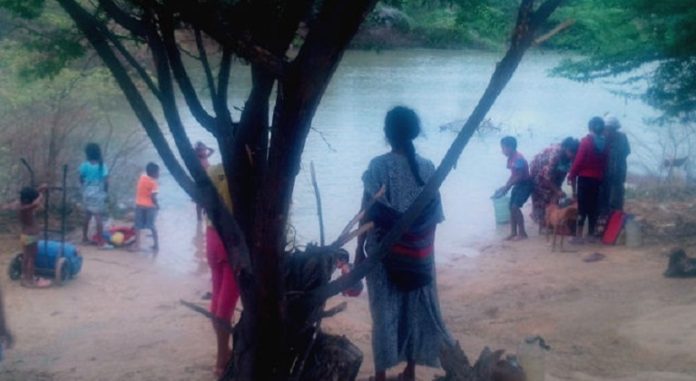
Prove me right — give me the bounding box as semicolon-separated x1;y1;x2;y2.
151;49;656;273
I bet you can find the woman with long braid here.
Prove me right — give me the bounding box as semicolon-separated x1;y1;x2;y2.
356;106;452;381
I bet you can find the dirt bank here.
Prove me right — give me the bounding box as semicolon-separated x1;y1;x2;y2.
329;239;696;381
1;231;696;380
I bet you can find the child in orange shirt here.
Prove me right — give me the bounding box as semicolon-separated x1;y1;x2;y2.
133;163;160;252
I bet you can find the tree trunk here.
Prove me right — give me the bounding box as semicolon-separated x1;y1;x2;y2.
52;1;565;380
436;342;528;381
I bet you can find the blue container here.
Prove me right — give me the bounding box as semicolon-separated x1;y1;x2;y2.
493;196;511;225
35;240;83;279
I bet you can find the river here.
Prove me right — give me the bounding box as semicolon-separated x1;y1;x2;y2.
149;49;658;273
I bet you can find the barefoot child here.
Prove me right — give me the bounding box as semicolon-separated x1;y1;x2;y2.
205;164;239;376
14;186;52;287
133;163;160;252
496;136;533;241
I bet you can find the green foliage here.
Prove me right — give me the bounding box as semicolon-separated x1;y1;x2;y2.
552;0;696;124
453;0;516;46
19;32;84;79
381;0;409;8
0;0;45;19
0;3;84;80
365;0;512;49
408;6;475;48
0;5;145;203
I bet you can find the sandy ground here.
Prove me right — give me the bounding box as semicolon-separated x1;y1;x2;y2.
1;232;696;381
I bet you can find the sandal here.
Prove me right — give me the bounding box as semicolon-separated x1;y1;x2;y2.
583;252;605;263
569;237;585;245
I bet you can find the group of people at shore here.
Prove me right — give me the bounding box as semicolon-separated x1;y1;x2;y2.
0;140;228;369
79;143;162;252
496;115;630;243
4;144;164;289
0;107;631;379
352;108;631;381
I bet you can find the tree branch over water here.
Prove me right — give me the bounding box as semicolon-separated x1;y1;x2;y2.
307;0;566;305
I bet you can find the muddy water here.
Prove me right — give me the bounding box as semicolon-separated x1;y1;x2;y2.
150;49;656;273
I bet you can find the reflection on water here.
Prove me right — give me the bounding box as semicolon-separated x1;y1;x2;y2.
149;49;656;273
145;196;210;274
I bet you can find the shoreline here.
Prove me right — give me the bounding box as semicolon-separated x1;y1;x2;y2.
2;229;695;380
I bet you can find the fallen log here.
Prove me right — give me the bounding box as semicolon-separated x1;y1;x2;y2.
296;333;362;381
437;342;525;381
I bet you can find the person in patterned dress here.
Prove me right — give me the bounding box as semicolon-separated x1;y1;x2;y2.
529;137;579;229
355;106;452;381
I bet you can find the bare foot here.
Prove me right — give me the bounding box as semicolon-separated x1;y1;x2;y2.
21;277;52;288
215;352;231;378
512;234;528;241
399;370;416;381
35;277;52;287
504;234;517;241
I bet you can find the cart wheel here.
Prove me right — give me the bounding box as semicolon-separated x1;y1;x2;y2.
55;257;70;285
8;253;23;281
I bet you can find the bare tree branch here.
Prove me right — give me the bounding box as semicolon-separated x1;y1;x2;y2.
147;18;252;273
195;28;218;101
214;48;234;131
534;18;575;45
252;0;379;260
101;26;161;99
98;0;145;36
56;0;197;199
307;0;565;304
169;2;288;78
159;11;217;134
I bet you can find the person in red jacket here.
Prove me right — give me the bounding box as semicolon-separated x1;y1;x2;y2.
568;117;607;243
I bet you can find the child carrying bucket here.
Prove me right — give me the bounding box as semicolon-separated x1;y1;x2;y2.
494;136;533;241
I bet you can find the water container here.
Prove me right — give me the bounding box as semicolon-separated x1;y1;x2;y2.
625;216;642;248
517;336;549;381
493;196;511;225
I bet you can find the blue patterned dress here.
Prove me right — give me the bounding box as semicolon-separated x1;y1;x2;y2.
362;152;453;371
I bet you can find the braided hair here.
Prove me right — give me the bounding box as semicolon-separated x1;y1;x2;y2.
384;106;424;186
85;143;104;176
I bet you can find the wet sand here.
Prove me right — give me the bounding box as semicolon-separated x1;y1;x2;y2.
2;233;696;381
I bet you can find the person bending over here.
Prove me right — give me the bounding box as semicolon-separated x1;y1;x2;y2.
496;136;533;241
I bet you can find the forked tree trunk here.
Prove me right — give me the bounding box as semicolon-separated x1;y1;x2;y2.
53;0;565;380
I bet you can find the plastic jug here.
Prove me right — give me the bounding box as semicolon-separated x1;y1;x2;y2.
625;216;643;248
493;196;511;225
517;336;550;381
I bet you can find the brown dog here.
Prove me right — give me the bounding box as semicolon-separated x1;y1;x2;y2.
545;200;578;252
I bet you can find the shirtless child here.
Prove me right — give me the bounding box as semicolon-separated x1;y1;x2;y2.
14;186;51;288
